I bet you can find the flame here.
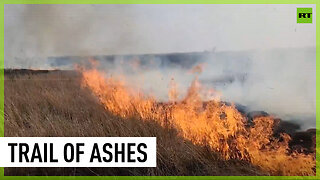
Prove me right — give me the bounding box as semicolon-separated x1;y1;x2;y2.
79;64;315;176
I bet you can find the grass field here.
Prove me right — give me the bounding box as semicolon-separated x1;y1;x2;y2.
4;70;265;176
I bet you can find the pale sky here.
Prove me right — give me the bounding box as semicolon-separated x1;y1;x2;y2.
3;4;316;128
5;4;316;59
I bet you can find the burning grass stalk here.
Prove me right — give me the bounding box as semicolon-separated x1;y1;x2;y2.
80;66;316;176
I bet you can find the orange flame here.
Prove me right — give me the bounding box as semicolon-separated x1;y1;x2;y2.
79;63;315;176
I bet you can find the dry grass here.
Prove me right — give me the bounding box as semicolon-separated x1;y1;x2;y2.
4;70;265;176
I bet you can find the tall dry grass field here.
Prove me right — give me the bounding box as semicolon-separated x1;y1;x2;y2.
4;70;264;176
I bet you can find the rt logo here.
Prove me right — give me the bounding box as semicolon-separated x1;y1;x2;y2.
297;8;312;23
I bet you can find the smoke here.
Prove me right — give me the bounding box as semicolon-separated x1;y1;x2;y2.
5;4;316;68
4;4;316;129
49;48;315;130
5;4;146;68
204;48;316;130
141;49;315;130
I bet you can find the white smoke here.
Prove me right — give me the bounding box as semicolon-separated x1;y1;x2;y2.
4;4;316;129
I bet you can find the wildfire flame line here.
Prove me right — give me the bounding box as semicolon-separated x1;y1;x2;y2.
79;65;315;176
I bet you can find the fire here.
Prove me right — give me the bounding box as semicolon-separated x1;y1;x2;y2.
79;64;315;176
